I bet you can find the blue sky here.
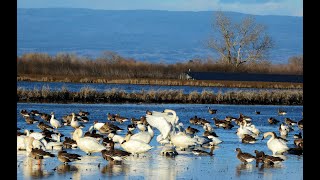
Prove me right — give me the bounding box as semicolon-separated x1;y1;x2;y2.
17;0;303;16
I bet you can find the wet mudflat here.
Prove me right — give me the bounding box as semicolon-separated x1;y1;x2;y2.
17;103;303;180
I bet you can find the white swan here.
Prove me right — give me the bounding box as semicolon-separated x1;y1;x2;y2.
130;125;154;144
120;133;153;155
43;137;63;150
17;135;26;150
108;133;124;144
163;109;179;126
236;121;254;139
156;134;170;145
262;132;289;155
72;128;106;155
89;121;105;132
146;113;172;139
246;124;260;135
24;129;44;140
50;112;62;130
169;131;197;150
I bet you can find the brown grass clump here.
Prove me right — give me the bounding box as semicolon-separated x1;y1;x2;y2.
16;88;302;105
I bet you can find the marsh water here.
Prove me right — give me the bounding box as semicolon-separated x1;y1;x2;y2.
17;81;290;93
17;103;303;180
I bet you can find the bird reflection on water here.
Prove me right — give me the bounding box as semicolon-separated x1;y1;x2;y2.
55;164;78;174
23;157;54;178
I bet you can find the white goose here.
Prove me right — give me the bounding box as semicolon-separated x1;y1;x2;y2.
120;133;153;155
70;113;85;129
262;132;289;155
72;128;106;155
130;125;154;144
50;112;62;130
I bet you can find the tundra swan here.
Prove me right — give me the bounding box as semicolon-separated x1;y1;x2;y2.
72;128;106;155
262;132;289;155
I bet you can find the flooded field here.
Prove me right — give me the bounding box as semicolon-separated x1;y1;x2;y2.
17;103;303;180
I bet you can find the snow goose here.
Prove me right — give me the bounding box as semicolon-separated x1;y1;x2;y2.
262;132;289;155
50;112;62;130
72;128;106;155
70;113;85;129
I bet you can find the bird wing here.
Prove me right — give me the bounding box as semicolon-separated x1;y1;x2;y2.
146;114;172;139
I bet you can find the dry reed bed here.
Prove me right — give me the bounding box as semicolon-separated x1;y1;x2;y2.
17;86;303;105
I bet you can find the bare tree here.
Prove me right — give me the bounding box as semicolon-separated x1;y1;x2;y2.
207;11;273;68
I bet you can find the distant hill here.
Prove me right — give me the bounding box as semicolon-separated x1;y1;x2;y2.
17;8;302;64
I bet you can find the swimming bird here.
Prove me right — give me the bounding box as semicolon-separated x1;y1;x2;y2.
114;114;129;123
40;113;51;122
24;116;39;124
72;128;106;155
235;148;256;164
268;117;280;125
208;107;217;114
285;118;297;126
278;109;287;115
262;132;289;155
58;150;81;164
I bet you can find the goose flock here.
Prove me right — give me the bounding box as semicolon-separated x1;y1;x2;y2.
17;106;303;174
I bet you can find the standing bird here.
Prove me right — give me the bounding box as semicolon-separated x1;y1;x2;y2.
262;132;289;155
50;112;62;130
70;113;85;129
235;148;256;164
57;150;81;164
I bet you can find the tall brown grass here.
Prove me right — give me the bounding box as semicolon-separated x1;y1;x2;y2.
17;87;303;105
17;52;303;80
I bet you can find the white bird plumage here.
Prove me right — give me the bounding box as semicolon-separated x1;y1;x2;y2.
262;132;289;155
72;128;106;155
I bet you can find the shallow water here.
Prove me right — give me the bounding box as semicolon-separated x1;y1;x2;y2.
17;103;303;180
17;81;289;93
